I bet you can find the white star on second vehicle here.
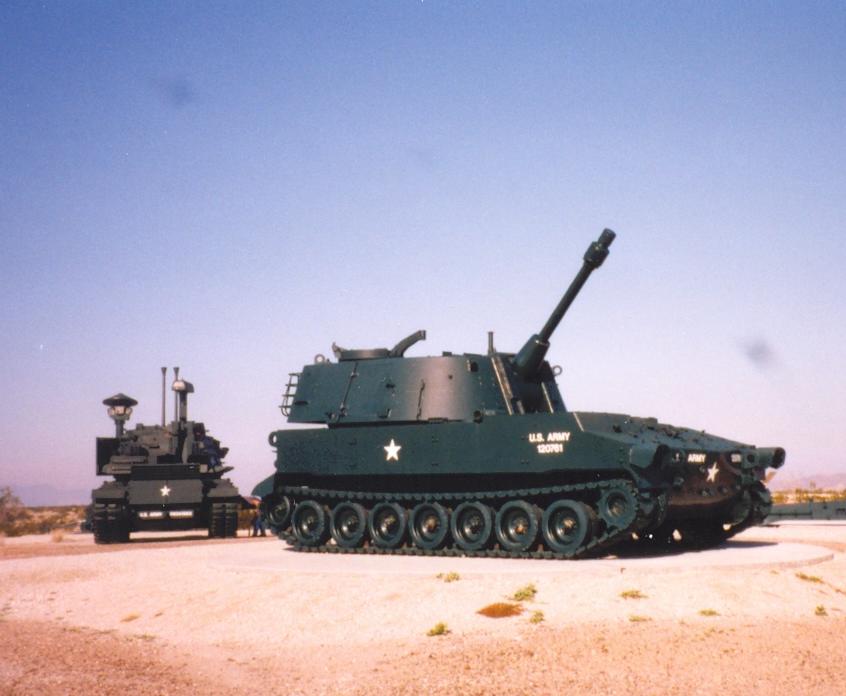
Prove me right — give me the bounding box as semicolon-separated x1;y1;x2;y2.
384;439;402;461
160;484;171;496
706;463;719;483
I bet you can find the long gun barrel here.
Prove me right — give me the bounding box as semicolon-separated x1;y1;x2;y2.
513;228;616;378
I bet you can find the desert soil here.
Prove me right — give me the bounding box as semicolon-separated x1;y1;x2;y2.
2;524;846;695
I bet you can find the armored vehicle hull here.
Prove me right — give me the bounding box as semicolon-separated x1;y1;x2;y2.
92;371;243;543
91;466;241;543
255;230;785;558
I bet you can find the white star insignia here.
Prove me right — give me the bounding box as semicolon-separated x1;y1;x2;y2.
706;463;719;483
384;439;402;462
160;484;171;497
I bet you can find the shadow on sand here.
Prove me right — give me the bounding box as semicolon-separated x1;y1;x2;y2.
606;538;777;560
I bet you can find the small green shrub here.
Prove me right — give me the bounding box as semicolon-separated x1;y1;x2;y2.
512;584;537;601
815;605;828;617
796;572;823;584
698;609;719;617
427;622;450;636
436;571;460;583
529;610;544;624
620;589;646;600
628;615;651;623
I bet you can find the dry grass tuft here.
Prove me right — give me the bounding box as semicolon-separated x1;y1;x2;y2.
120;613;140;623
478;602;525;618
50;528;65;543
620;589;647;600
699;609;720;617
512;584;537;601
628;615;651;623
436;571;460;583
529;610;545;624
796;572;823;583
815;605;828;617
427;622;450;636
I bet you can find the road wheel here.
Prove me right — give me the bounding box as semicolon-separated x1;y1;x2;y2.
368;502;407;549
598;484;638;531
494;500;538;552
541;500;592;555
330;502;368;548
264;495;293;533
409;502;449;550
450;501;492;551
291;500;329;546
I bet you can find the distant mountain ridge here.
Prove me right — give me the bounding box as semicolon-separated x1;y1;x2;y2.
768;471;846;492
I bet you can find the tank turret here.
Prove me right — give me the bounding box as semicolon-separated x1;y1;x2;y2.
257;228;785;560
283;231;614;427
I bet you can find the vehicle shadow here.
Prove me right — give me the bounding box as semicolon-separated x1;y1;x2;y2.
606;538;777;559
128;534;213;544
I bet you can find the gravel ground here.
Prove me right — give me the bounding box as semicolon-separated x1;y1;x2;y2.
2;524;846;695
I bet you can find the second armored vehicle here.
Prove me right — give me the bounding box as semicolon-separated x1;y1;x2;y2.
255;230;785;558
92;369;243;543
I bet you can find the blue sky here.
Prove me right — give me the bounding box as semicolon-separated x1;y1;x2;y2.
1;1;844;500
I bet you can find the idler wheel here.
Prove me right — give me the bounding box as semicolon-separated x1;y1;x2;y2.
541;500;593;555
450;501;493;551
598;485;638;531
728;491;752;526
330;502;368;548
494;500;539;552
265;495;293;532
409;502;450;550
749;482;772;524
291;500;329;546
368;502;407;549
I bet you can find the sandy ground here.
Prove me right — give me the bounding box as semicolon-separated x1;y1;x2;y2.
2;524;846;695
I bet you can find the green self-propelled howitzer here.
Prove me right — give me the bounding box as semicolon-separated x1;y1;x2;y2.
255;229;785;558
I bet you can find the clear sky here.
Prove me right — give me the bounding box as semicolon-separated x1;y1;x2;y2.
1;1;844;501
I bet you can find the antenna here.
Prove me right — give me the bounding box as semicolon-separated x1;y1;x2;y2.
173;366;180;424
161;367;167;426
